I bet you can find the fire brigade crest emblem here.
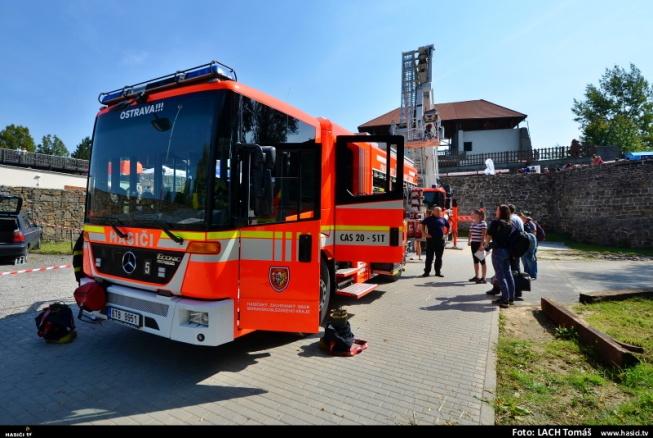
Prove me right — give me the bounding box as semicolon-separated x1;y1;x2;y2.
269;266;290;292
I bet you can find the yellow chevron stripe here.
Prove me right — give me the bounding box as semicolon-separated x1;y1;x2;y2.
241;230;275;239
334;225;390;231
83;225;105;233
159;231;206;241
206;230;240;240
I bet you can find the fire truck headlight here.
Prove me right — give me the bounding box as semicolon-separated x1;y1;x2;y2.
188;311;209;327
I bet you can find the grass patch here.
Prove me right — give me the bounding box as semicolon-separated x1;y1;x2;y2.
546;232;653;257
575;298;653;363
496;301;653;425
32;241;74;255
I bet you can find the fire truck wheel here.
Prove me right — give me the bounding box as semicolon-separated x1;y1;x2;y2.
319;257;331;325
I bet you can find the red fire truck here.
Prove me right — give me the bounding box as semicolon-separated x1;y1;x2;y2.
81;61;416;346
406;185;456;236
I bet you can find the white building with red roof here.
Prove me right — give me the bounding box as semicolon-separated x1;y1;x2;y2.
358;99;531;156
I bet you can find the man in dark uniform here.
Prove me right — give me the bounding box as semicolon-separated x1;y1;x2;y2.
421;207;450;278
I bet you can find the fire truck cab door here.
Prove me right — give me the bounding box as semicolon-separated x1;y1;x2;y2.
236;144;321;333
334;135;405;264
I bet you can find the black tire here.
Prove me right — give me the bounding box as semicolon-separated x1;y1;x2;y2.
319;257;332;326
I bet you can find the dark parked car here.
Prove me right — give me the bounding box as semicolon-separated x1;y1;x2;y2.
0;194;41;261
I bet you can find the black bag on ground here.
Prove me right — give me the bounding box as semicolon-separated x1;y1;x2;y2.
491;272;530;297
35;303;77;344
509;229;531;258
513;271;532;294
321;320;355;353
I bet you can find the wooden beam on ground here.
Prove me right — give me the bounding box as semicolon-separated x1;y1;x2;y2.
579;289;653;304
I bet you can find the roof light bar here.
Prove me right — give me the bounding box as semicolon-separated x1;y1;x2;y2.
98;60;237;105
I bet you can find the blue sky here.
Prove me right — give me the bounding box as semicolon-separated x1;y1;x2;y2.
1;0;652;152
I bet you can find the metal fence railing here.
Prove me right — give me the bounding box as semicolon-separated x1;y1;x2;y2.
0;148;88;174
438;145;606;169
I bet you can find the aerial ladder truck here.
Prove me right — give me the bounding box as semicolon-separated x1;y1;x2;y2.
393;45;459;247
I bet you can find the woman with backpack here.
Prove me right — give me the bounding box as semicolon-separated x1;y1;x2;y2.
485;205;515;308
519;211;539;280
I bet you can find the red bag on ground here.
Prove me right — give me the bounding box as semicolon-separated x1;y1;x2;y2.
73;281;106;313
320;338;369;357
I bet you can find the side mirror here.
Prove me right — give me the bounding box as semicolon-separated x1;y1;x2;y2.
256;146;276;217
260;146;276;170
151;116;172;132
236;143;276;217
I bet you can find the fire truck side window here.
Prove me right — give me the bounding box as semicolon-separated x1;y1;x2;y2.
335;143;355;199
270;147;318;223
336;137;404;205
239;96;319;225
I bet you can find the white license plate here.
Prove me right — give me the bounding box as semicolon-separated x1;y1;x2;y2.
108;307;142;328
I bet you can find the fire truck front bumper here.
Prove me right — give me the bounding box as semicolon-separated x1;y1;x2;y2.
103;284;235;346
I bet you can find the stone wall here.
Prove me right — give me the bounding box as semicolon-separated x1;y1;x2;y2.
552;161;652;248
0;186;85;241
441;160;653;248
440;173;555;228
2;160;651;247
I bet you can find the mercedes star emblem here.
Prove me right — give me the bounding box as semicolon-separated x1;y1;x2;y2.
122;251;137;274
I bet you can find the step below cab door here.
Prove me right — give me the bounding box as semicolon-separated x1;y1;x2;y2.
334;135;405;264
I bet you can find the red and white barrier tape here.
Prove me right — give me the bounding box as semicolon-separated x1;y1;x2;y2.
0;264;72;277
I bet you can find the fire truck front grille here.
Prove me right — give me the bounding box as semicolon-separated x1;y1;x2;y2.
90;243;182;285
106;291;170;317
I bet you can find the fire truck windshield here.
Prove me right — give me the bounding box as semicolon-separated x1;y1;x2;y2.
86;90;230;229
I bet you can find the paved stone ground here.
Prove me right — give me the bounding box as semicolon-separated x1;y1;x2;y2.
1;243;650;425
0;250;498;425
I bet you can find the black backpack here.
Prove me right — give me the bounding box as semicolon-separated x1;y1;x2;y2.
534;221;546;242
35;303;77;343
509;228;531;258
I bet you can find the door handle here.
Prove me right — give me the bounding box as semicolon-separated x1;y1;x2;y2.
390;227;400;247
298;234;312;263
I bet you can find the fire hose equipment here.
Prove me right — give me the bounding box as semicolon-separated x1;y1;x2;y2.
73;281;107;322
319;308;368;356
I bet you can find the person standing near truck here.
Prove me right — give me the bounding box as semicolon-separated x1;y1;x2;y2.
519;211;539;279
486;205;515;308
468;209;488;283
421;207;450;278
508;204;523;273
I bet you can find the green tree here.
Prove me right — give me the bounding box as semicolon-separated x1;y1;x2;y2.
71;136;92;160
0;124;36;152
572;64;653;152
37;134;69;157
